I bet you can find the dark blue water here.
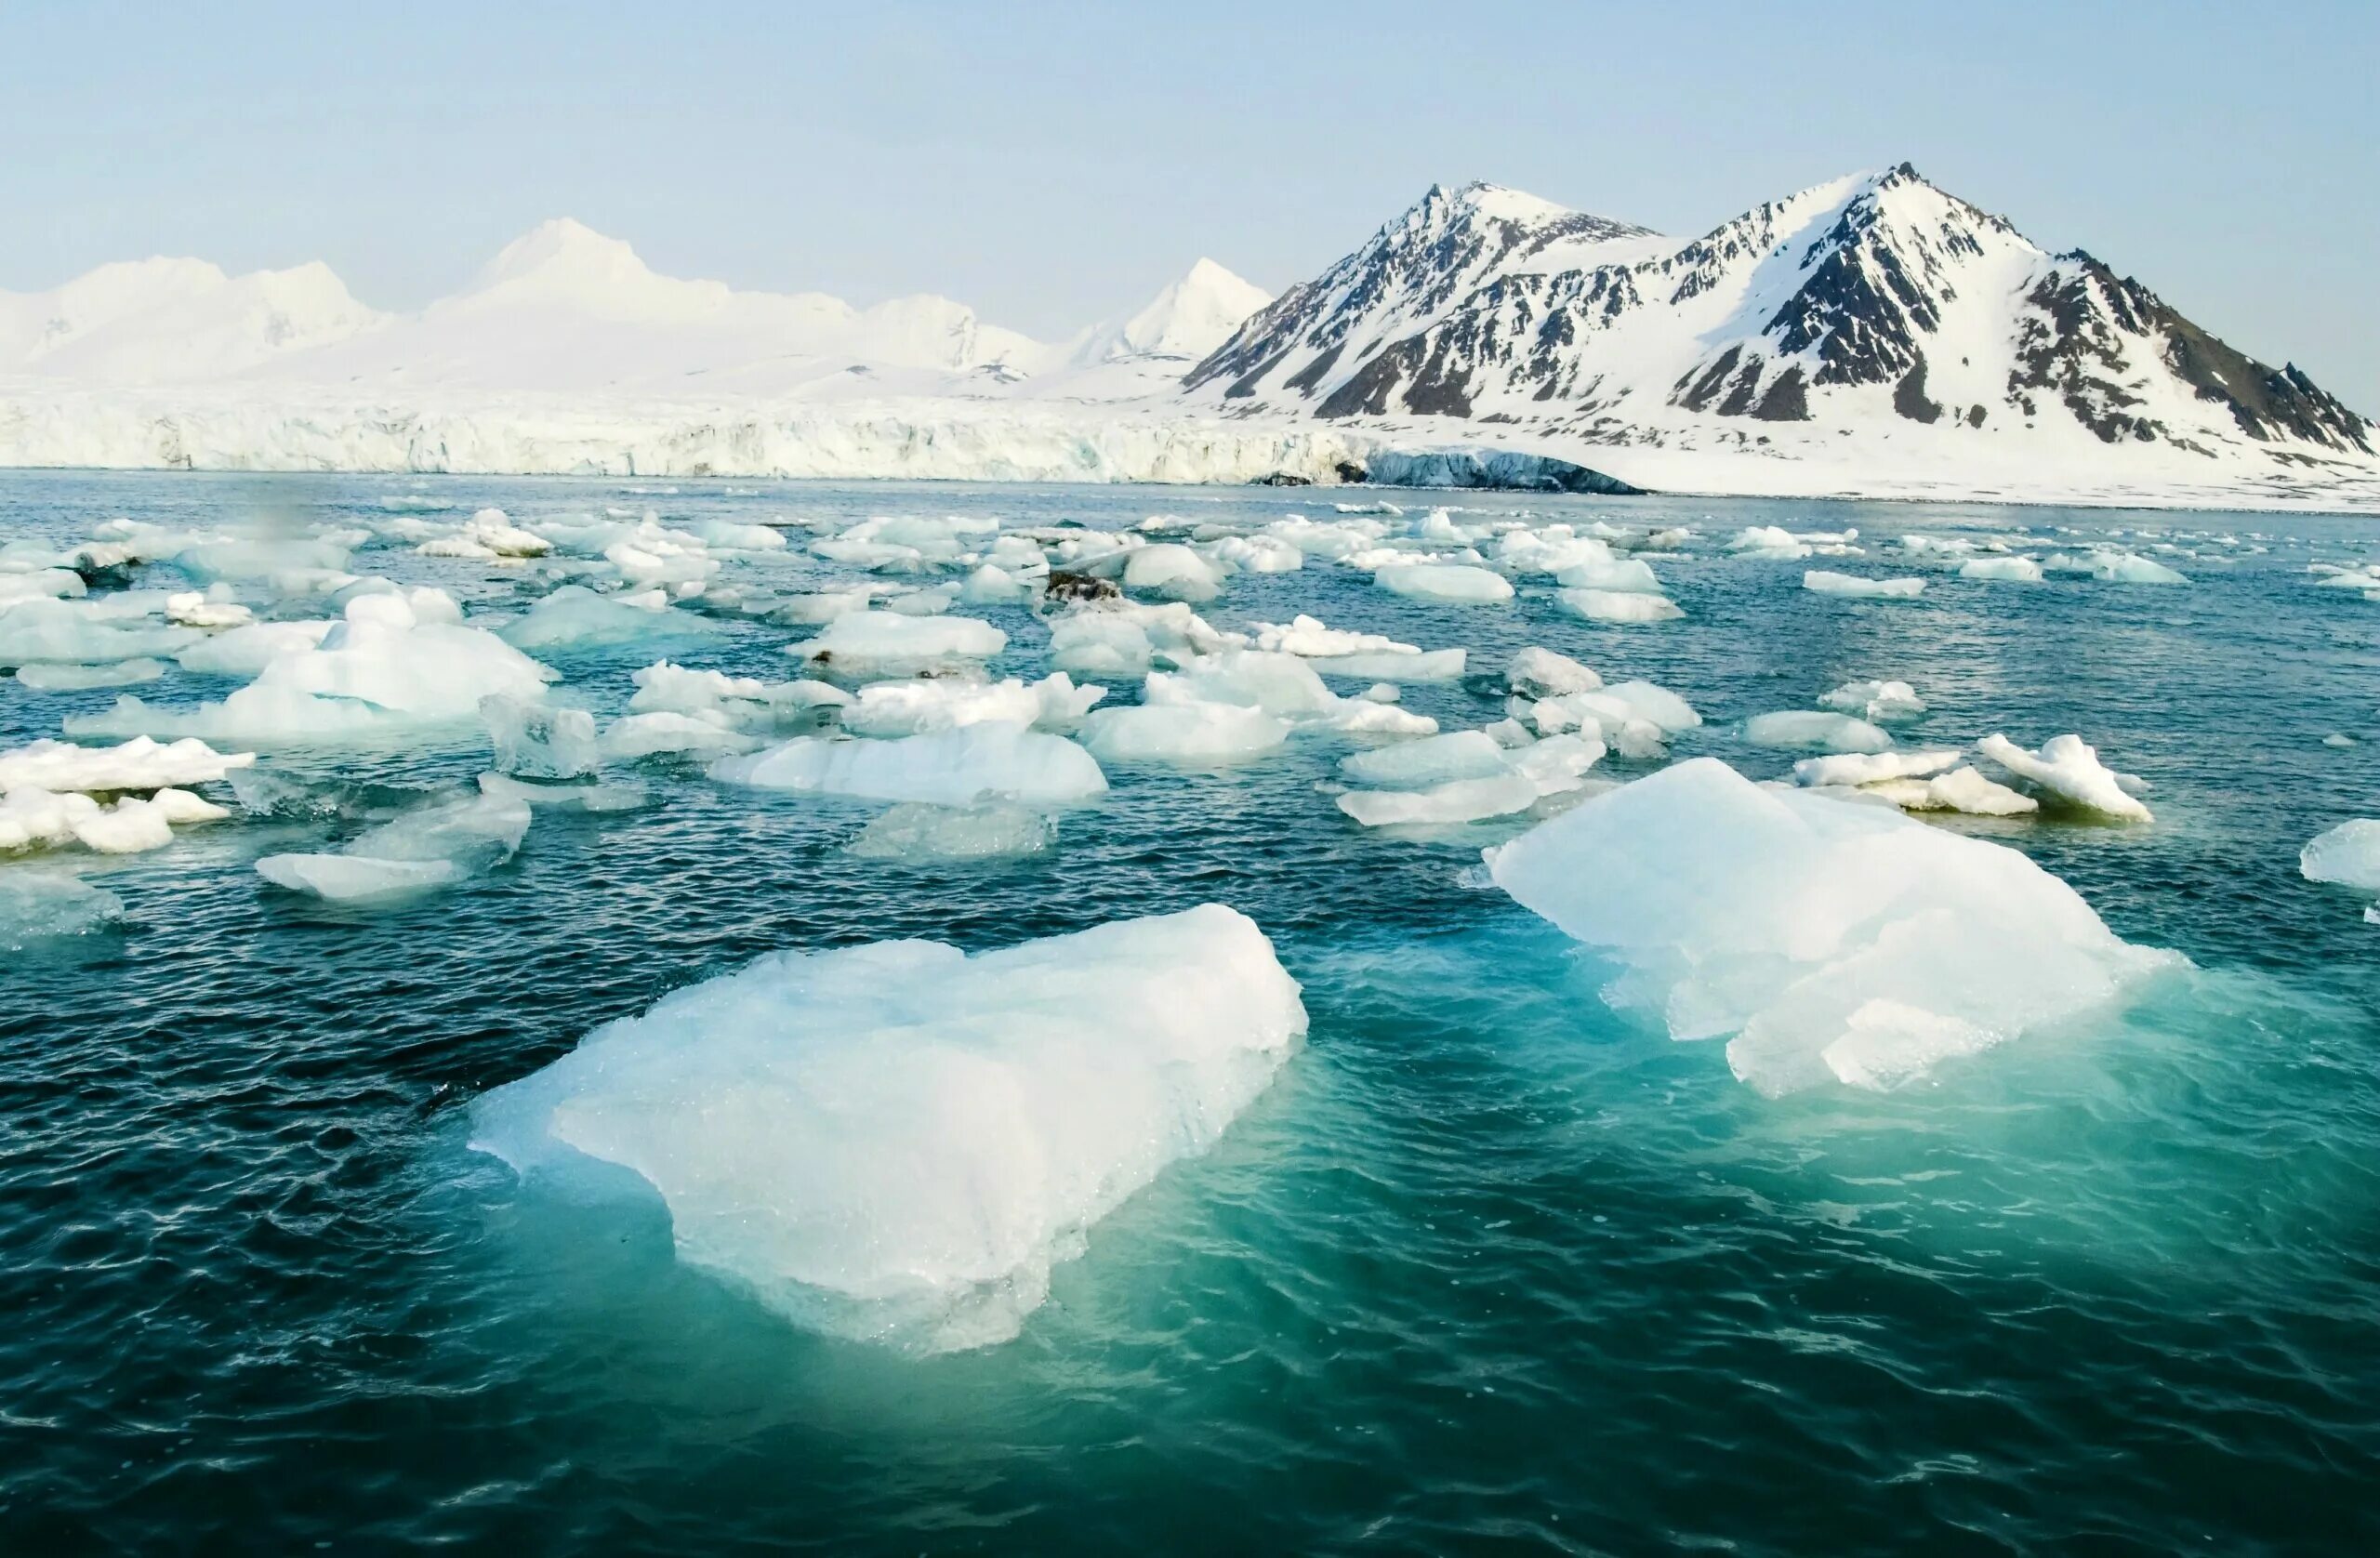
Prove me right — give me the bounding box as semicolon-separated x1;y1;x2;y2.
4;470;2378;1554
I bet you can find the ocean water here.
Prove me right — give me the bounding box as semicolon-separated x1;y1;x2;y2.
4;469;2379;1554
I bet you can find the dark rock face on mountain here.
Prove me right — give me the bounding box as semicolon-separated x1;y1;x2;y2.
1187;165;2373;468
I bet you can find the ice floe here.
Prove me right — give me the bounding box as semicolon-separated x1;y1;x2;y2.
712;723;1106;805
1486;758;2175;1094
256;791;533;903
1804;571;1924;600
1975;733;2152;822
469;903;1304;1352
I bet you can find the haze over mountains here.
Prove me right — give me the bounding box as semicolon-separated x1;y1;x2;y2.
2;165;2373;509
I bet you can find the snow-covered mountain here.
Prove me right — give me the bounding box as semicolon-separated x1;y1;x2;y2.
0;221;1268;399
0;257;386;381
1078;258;1272;363
1189;165;2375;482
0;175;2373;508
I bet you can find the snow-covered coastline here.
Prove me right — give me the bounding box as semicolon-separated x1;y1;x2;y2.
6;385;2377;513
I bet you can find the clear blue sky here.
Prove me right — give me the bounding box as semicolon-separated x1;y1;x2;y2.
5;0;2374;409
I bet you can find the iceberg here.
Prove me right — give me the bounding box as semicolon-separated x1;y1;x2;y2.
796;612;1007;672
840;673;1104;738
1078;698;1289;765
469;904;1305;1353
1818;679;1925;722
256;791;533;902
1507;647;1600;699
1959;556;2045;583
13;658;166;692
1485;759;2176;1094
482;695;602;779
2300;819;2380;917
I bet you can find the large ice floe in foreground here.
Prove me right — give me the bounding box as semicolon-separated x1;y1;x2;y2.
1485;759;2175;1095
469;904;1305;1353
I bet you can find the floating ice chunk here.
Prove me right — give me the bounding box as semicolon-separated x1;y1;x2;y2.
258;792;532;903
1554;549;1664;595
0;569;86;604
1603;680;1701;733
1046;601;1234;677
161;592;255;629
75;590;556;745
959;564;1031;605
1375;564;1514;603
1558;588;1682;624
1203;535;1302;574
500;585;711;651
845;801;1056;862
1308;648;1467;682
1804;571;1924;600
419;508;553;559
175;536;351;585
797;612;1006;672
1976;733;2151;821
1319;701;1437;736
1157;652;1338;720
1917;767;2038;816
176;620;336;678
2047;549;2188;585
1746;711;1893;753
1959;556;2044;583
713;723;1107;806
1078;697;1289;765
0;598;202;666
0;735;256;793
1485;759;2175;1094
1339;731;1510;787
13;658;165;692
2301;820;2380;916
628;660;772;717
257;854;467;902
71;788;226;854
599;711;762;761
604;523;719;592
1507;647;1600;699
1251;614;1416;658
841;673;1104;738
469;904;1302;1353
1726;525;1810;560
1818;679;1926;722
1792;749;1961;787
1121;544;1223;601
482;695;602;780
687;520;787;552
1337;772;1540;827
477;772;651;813
0;874;124;950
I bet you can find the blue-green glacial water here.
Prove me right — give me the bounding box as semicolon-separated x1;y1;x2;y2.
3;470;2378;1554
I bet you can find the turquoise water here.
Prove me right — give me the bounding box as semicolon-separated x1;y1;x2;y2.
4;470;2379;1553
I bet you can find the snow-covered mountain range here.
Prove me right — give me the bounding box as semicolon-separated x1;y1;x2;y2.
3;166;2374;509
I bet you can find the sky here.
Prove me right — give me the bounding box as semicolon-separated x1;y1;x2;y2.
4;0;2375;409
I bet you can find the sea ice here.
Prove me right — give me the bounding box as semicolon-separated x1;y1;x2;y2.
469;904;1303;1353
1558;588;1682;624
0;874;124;950
13;658;165;692
256;791;532;902
1818;679;1926;722
796;612;1006;672
483;695;602;779
500;585;709;651
1959;556;2045;583
1338;730;1510;787
1745;711;1893;754
840;673;1104;738
1507;647;1600;699
1804;571;1924;600
1975;733;2152;822
1374;564;1514;604
0;735;256;793
2299;820;2380;915
1486;759;2175;1094
1120;544;1223;601
845;801;1057;862
1078;697;1289;765
712;723;1107;805
177;620;336;677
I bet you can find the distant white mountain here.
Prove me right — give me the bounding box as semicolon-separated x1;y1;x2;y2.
0;221;1269;399
1078;258;1272;363
0;257;385;381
